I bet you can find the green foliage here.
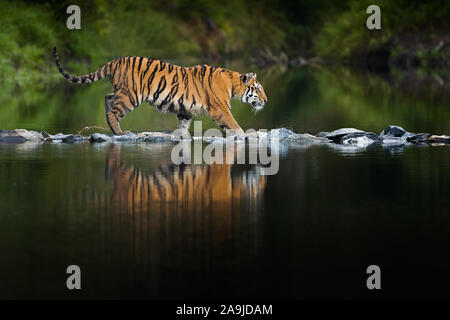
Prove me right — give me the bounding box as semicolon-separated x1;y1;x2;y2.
314;0;450;60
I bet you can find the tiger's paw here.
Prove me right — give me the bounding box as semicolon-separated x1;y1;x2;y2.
226;128;245;137
114;130;132;136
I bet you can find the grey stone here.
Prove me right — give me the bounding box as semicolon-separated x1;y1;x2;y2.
381;137;407;146
340;134;376;147
316;131;329;137
15;129;44;141
89;133;112;142
268;128;295;141
324;128;364;141
380;125;407;138
341;132;378;147
427;135;450;144
0;130;28;144
290;133;328;144
406;133;431;143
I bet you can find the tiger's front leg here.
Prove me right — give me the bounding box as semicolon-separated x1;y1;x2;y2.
209;107;244;136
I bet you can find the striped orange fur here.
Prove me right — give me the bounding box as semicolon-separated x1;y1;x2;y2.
54;48;267;135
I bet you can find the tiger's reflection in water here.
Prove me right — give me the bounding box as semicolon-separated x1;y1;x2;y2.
97;144;267;297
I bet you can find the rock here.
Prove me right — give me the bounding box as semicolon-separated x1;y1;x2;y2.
89;133;112;142
380;125;408;138
113;133;138;141
427;135;450;143
203;136;227;144
61;135;86;143
138;131;177;142
324;128;364;141
15;129;44;141
406;133;431;143
381;137;407;146
340;132;379;142
45;133;74;142
316;131;329;138
41;131;51;139
268;128;295;141
290;133;328;144
341;132;378;147
0;130;28;144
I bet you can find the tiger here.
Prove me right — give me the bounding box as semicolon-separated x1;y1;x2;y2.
53;48;268;136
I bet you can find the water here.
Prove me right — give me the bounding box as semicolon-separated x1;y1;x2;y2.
0;66;449;299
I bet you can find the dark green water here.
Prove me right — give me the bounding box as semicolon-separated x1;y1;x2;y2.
0;66;449;299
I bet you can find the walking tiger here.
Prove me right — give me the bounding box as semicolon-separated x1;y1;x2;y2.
53;48;267;135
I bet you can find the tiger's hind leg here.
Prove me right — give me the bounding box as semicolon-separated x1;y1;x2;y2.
176;113;192;139
105;92;135;135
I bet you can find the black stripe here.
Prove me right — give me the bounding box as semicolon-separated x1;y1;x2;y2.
171;72;178;86
159;61;166;71
146;64;159;102
131;57;140;105
200;65;206;82
180;67;187;80
161;83;178;106
153;76;167;101
117;101;131;114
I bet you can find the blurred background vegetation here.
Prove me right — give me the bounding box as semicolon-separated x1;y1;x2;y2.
0;0;448;134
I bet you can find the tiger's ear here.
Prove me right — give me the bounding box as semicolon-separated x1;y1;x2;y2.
241;72;256;84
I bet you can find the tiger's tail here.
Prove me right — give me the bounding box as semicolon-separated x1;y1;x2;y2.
53;47;112;84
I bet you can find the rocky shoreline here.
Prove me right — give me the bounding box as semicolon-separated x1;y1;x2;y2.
0;126;449;148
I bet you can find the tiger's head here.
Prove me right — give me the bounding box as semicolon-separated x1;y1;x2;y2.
235;72;267;111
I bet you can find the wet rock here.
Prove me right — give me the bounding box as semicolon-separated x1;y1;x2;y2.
316;131;329;138
113;133;138;142
380;125;406;137
379;125;414;139
61;135;86;143
406;133;431;143
45;133;76;142
380;137;407;146
427;135;450;143
290;133;328;144
246;130;269;140
0;130;28;144
268;128;295;141
341;132;379;142
324;128;364;141
41;131;51;139
341;132;378;147
89;133;112;142
202;136;227;144
138;131;178;142
15;129;44;141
